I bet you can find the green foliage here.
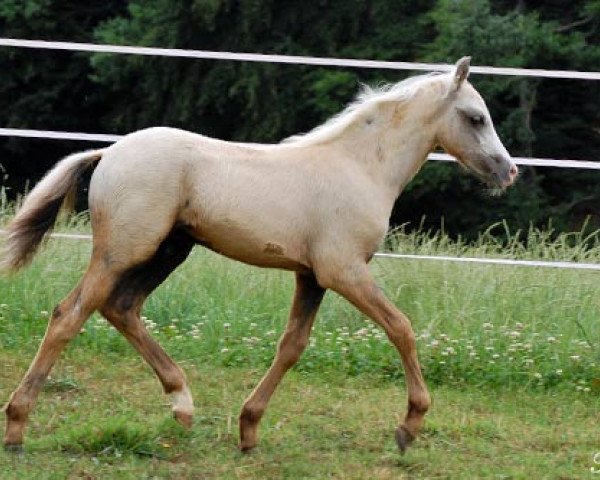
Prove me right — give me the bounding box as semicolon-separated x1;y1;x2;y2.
403;0;600;236
0;0;126;191
89;0;434;141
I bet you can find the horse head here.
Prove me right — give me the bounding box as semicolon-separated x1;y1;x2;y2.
434;57;518;189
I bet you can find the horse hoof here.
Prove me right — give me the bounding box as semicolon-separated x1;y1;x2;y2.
4;443;24;454
239;442;257;454
395;426;415;454
173;410;193;429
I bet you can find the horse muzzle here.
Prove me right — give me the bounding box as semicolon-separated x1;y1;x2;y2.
491;157;518;188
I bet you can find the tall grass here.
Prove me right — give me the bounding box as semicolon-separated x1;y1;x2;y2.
0;213;598;394
387;219;600;262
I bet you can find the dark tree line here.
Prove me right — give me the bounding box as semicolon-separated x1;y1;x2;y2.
1;0;600;237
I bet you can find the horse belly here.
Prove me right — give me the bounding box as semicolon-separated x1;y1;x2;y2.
183;210;310;271
181;150;315;270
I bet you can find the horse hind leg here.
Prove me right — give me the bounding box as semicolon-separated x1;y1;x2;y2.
99;228;196;428
3;259;115;450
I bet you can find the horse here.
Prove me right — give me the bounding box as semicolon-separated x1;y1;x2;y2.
1;57;517;454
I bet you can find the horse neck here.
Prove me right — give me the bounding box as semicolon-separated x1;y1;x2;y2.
333;99;438;200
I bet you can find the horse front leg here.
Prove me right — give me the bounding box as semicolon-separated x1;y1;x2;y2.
239;271;325;451
324;264;431;453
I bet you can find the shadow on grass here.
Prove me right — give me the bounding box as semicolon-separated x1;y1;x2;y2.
43;377;80;393
31;416;191;460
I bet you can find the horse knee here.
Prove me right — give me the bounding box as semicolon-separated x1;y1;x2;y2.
409;392;431;416
277;333;308;368
47;315;81;343
4;400;28;422
288;335;309;354
240;403;264;425
386;315;416;348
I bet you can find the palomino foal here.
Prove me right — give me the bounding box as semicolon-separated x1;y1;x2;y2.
2;57;516;453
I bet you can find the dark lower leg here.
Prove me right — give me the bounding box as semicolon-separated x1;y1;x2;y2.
99;227;196;426
239;272;325;451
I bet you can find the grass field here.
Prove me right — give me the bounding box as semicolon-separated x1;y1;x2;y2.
0;226;599;478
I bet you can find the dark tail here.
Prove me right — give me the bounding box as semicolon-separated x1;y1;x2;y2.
1;149;105;272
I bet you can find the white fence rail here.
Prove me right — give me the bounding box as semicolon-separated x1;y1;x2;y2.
2;38;600;81
2;128;599;170
1;230;599;271
2;38;600;169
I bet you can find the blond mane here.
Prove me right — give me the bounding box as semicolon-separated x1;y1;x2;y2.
282;73;442;147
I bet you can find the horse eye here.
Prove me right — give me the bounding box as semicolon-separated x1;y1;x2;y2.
470;115;485;127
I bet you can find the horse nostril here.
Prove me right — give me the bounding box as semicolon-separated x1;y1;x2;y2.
509;164;518;177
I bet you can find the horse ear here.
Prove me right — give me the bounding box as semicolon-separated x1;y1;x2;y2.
453;56;471;90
